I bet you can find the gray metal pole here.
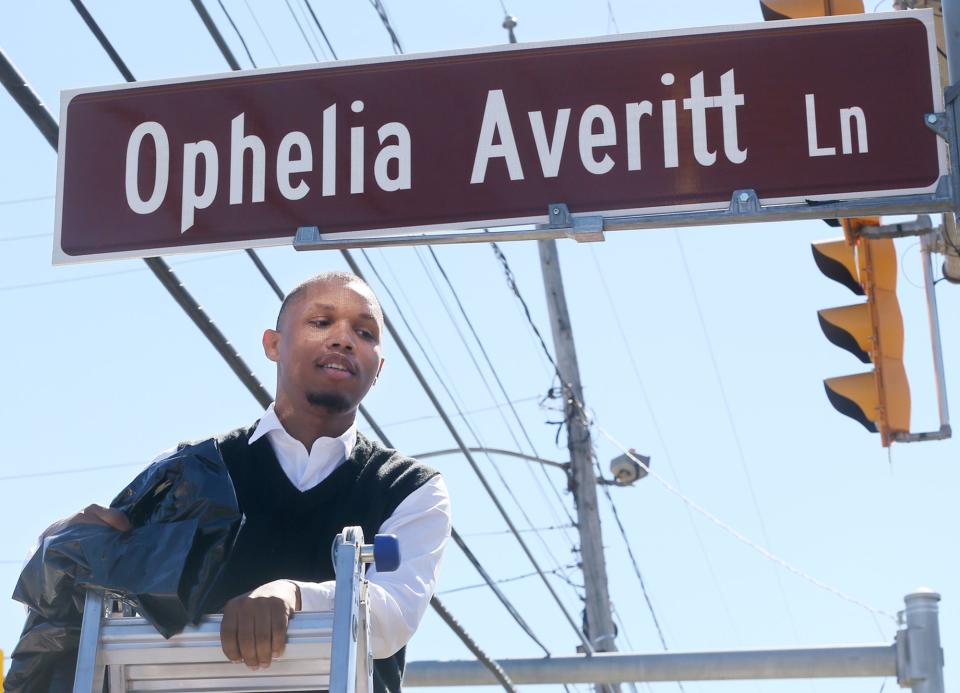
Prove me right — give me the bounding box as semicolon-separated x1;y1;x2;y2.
404;645;897;686
538;239;618;664
900;589;945;693
921;232;951;429
931;0;960;280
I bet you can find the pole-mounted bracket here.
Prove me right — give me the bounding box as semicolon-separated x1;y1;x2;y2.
546;203;605;242
294;225;324;249
924;112;949;141
859;214;939;239
729;189;762;214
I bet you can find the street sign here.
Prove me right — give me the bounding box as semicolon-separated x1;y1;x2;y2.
54;11;945;264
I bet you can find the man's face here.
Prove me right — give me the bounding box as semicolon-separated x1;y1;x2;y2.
263;279;384;416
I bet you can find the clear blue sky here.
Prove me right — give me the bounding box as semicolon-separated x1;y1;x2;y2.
1;2;956;692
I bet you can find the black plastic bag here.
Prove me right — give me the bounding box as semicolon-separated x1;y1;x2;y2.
5;439;243;692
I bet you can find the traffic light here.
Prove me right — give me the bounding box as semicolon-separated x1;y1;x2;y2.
759;0;864;21
812;218;911;447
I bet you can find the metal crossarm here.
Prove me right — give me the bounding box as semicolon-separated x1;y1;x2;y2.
72;526;398;693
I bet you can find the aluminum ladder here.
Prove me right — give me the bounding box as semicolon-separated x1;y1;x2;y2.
71;526;399;693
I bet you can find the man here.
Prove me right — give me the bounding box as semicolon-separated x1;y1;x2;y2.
48;271;451;690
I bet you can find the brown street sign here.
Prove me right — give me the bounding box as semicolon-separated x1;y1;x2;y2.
54;11;944;264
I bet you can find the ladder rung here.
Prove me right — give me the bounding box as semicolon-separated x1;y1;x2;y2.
98;612;333;668
117;671;329;693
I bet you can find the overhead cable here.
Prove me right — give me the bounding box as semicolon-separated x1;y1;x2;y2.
339;251;595;653
429;596;517;693
282;0;322;62
361;411;552;663
594;423;898;625
188;0;557;664
587;246;741;639
440;560;580;596
367;0;404;54
379;394;541;428
360;249;584;604
447;528;552;654
0;194;53;206
425;247;578;530
672;231;800;638
213;0;256;68
0;46;274;410
301;0;340;59
71;0;285;302
241;0;281;64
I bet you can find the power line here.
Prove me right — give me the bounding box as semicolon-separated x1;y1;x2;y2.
3;14;534;690
372;249;476;420
190;1;578;662
340;250;596;653
368;0;404;54
360;249;581;600
414;248;579;538
72;0;285;303
440;562;580;595
429;596;517;693
606;0;621;34
0;232;51;243
491;233;706;671
0;194;53;206
449;529;553;655
0;460;144;482
1;42;275;422
672;231;801;640
586;246;741;640
361;11;579;551
426;247;578;532
590;446;684;693
301;0;340;60
377;394;541;428
282;0;322;62
214;0;256;68
460;524;574;538
241;0;281;64
365;418;556;661
491;242;563;377
370;4;569;541
595;424;898;626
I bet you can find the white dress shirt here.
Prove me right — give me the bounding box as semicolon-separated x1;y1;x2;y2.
248;405;451;658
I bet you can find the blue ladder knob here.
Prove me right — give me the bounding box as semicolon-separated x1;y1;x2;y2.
373;534;401;573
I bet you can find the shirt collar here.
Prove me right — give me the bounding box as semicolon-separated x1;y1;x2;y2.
249;403;357;458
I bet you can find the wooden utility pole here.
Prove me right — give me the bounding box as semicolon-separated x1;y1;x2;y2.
538;239;619;671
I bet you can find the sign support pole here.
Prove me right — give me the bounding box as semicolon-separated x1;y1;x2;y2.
537;238;619;677
932;0;960;280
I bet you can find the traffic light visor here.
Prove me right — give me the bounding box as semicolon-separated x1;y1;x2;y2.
812;239;864;296
824;372;878;433
818;304;871;363
760;0;865;20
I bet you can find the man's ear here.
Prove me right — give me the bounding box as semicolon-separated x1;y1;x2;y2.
262;329;281;363
375;358;385;383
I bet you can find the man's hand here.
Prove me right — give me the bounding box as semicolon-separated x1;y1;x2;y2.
41;504;132;540
220;579;301;669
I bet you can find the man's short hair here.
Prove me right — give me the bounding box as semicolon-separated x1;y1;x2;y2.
276;272;383;330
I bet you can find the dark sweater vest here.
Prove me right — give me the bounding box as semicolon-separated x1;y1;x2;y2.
207;424;439;693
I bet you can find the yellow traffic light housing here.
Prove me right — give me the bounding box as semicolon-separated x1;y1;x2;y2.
812;226;911;447
759;0;865;20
